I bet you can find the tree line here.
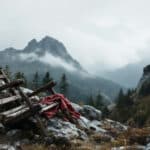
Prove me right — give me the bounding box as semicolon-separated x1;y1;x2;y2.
2;65;69;96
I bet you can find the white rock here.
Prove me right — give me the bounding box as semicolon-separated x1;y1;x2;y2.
79;105;102;121
145;143;150;150
71;103;82;112
112;145;145;150
47;118;88;140
88;120;106;133
0;144;15;150
104;119;128;131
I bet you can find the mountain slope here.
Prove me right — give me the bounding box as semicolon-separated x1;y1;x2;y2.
0;36;122;101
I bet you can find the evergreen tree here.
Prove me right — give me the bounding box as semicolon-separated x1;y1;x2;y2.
59;73;69;96
95;93;104;110
43;72;53;85
4;65;11;79
32;72;40;89
113;88;134;123
14;72;27;87
88;95;95;106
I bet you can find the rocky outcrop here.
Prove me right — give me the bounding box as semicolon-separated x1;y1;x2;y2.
135;64;150;98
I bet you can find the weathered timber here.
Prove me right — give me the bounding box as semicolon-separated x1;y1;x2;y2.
6;107;29;118
16;86;47;137
0;69;17;95
0;69;57;137
0;95;21;105
4;105;41;124
28;81;56;97
0;104;26;116
0;79;24;91
0;75;5;79
40;102;58;113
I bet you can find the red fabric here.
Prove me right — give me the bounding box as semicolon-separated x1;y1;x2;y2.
40;93;80;120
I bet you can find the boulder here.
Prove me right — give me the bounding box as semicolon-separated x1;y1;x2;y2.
103;119;128;132
47;118;88;140
0;144;15;150
79;105;102;121
146;143;150;150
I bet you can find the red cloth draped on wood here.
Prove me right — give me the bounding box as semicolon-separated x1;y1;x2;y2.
40;93;80;120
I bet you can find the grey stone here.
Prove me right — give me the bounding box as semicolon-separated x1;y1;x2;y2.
79;105;102;121
47;118;88;140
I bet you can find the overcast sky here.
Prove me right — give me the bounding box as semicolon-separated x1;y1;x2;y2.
0;0;150;74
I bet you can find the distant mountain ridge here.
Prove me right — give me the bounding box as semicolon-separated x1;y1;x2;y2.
0;36;122;101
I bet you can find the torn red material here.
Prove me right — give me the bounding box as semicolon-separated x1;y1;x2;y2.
40;93;80;120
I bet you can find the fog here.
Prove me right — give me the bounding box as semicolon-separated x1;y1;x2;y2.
0;0;150;74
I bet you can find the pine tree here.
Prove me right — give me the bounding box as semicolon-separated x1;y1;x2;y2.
95;93;104;109
14;72;27;87
88;95;95;106
114;88;134;123
59;73;69;96
43;72;53;85
32;72;39;89
4;65;11;79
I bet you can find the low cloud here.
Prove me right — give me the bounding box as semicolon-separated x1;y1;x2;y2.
1;0;150;75
19;52;77;72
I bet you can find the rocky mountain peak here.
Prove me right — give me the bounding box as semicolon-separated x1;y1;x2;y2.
23;36;70;58
143;64;150;75
135;64;150;98
24;39;38;52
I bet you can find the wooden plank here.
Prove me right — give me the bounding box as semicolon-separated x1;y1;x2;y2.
0;69;17;95
0;75;5;79
6;107;29;118
3;104;41;125
28;81;56;97
0;79;24;91
0;95;21;105
40;102;58;113
16;86;48;137
0;104;26;116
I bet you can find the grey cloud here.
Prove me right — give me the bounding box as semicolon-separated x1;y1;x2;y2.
0;0;150;74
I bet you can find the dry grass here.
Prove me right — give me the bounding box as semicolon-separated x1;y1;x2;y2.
17;127;150;150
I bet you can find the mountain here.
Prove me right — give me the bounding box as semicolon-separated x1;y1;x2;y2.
0;36;122;101
102;61;149;88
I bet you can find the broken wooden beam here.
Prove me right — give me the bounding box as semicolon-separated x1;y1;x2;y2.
28;81;56;97
0;75;5;80
40;102;58;113
0;104;26;116
0;95;21;105
0;79;24;91
3;104;41;124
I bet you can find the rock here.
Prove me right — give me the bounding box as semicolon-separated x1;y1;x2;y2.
79;105;102;121
0;144;15;150
78;116;107;134
111;145;145;150
146;143;150;150
135;65;150;97
103;119;128;132
71;103;82;112
88;120;106;133
144;65;150;75
47;118;88;140
78;116;89;129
